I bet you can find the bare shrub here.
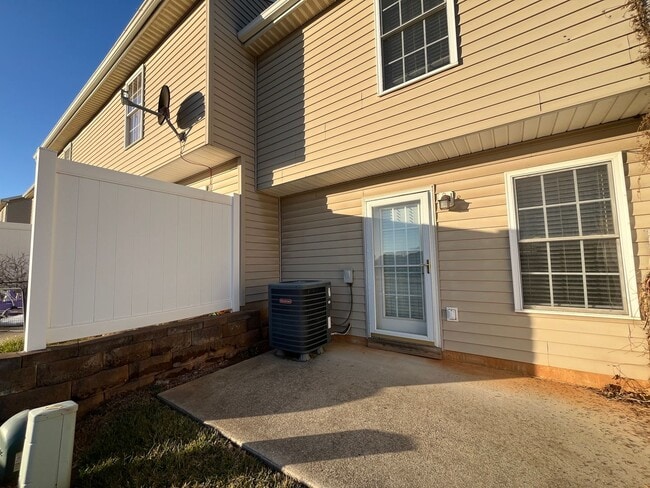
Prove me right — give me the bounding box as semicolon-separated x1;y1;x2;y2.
0;253;29;301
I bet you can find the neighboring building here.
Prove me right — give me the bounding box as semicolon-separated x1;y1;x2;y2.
42;0;650;384
0;193;33;224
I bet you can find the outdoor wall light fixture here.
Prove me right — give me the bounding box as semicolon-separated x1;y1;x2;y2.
437;191;456;210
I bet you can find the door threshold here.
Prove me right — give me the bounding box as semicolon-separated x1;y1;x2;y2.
368;336;442;360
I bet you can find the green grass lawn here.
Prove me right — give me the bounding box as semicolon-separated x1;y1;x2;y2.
0;336;23;353
74;390;302;488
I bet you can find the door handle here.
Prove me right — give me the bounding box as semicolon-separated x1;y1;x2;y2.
423;259;430;274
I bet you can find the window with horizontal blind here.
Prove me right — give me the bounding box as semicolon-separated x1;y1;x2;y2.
376;0;458;93
124;66;144;147
506;154;638;316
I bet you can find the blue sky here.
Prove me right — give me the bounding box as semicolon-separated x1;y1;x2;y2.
0;0;143;198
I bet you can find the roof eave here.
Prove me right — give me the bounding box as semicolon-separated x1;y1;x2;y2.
238;0;338;56
41;0;166;152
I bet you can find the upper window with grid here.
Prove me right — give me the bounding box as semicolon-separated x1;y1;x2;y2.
512;163;626;313
378;0;457;92
124;67;144;147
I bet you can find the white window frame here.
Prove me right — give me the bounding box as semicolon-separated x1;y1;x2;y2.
124;65;144;148
505;153;639;319
374;0;459;96
61;142;72;160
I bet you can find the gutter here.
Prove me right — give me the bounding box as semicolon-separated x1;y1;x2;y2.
1;196;23;203
22;185;35;200
237;0;303;43
41;0;165;149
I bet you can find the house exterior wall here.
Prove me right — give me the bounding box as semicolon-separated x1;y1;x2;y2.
70;2;209;176
0;199;32;224
211;0;280;305
209;0;267;158
185;164;241;195
256;0;647;192
280;123;650;381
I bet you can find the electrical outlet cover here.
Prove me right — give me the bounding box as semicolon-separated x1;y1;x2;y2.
446;307;458;322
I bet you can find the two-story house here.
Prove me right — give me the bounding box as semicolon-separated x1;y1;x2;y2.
0;193;32;224
42;0;650;385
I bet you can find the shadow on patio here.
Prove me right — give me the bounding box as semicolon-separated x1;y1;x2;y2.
159;342;650;488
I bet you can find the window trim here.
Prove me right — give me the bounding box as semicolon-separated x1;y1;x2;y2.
61;142;72;160
373;0;459;96
505;153;639;319
124;65;145;148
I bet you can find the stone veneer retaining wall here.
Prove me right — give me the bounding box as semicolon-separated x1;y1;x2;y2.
0;310;266;420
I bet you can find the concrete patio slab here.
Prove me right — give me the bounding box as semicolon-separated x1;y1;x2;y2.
160;343;650;488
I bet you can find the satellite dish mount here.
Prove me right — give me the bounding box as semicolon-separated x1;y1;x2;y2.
120;85;186;142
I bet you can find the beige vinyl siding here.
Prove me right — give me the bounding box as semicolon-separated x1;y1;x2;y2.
210;0;280;304
71;2;208;176
282;189;367;337
257;0;647;191
242;159;280;303
184;164;241;195
281;125;650;380
210;0;260;158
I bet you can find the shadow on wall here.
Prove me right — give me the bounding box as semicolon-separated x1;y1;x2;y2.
160;188;645;463
176;92;206;130
276;172;645;385
256;29;306;187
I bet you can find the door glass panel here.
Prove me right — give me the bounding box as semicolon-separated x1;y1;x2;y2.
375;202;426;328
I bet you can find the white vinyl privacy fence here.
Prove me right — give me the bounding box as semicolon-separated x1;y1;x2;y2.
0;222;31;257
25;148;239;351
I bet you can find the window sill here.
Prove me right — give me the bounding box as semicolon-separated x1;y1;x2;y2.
377;60;459;97
124;138;143;150
514;307;640;321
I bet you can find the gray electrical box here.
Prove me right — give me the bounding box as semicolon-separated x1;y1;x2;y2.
343;269;354;284
0;409;29;484
19;400;78;488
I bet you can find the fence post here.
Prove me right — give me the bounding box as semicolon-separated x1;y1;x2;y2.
24;148;58;351
230;194;240;312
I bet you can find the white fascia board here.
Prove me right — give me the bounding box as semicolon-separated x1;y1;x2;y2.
22;184;35;200
237;0;303;43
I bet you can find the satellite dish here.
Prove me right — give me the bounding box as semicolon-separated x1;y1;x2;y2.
120;84;185;142
157;85;170;126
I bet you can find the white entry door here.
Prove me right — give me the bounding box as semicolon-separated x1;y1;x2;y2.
365;191;439;343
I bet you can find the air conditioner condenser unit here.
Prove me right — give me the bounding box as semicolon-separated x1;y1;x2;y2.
268;280;331;361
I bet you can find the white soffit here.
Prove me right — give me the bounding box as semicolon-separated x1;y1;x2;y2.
238;0;338;56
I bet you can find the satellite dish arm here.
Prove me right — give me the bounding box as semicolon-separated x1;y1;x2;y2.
120;89;159;117
165;116;186;142
120;86;186;143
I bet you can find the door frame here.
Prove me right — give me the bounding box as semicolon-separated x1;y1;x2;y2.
363;188;442;346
